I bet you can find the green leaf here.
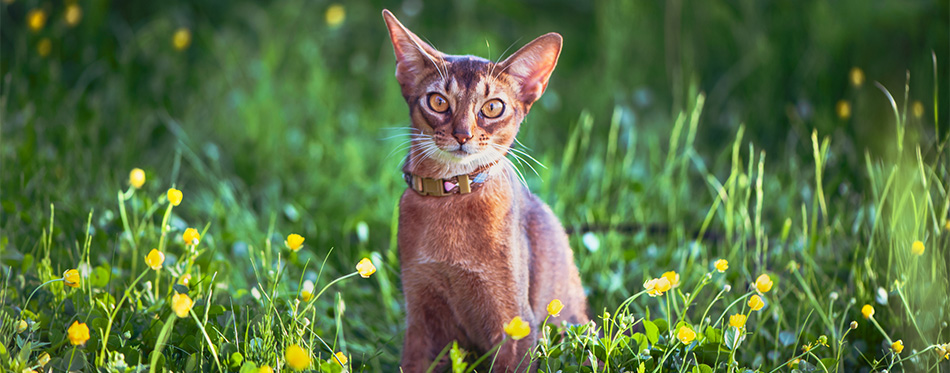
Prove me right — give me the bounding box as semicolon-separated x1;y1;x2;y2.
631;333;649;352
724;326;742;350
704;326;723;345
643;320;659;345
449;341;468;373
17;341;32;364
22;253;34;273
90;265;110;288
818;358;838;370
238;361;259;373
692;364;713;373
229;352;244;370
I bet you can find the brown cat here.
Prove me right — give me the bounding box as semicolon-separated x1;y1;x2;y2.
382;10;588;372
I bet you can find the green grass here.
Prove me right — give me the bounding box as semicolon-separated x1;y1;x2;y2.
2;0;950;372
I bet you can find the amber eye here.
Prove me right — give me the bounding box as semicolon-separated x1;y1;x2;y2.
427;93;449;113
480;99;505;118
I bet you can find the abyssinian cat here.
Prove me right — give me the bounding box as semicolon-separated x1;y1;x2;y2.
382;10;588;372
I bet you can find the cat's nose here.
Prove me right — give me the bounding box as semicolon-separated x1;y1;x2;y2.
453;131;472;145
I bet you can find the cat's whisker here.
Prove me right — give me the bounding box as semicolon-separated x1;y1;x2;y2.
506;147;547;170
380;133;418;141
381;126;422;132
411;37;447;85
513;137;533;151
494;144;532;177
501;157;529;189
384;141;416;161
487;39;522;87
509;152;542;179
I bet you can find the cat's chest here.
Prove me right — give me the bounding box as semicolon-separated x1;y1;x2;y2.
397;183;525;267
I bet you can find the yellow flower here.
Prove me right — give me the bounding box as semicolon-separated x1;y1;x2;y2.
299;280;314;302
503;316;531;340
714;259;728;273
356;258;376;278
325;4;345;27
789;358;801;368
17;319;28;333
676;325;696;345
332;351;348;366
27;9;46;32
171;292;194;318
285;344;310;370
63;269;81;288
546;299;564;317
945;220;950;232
644;277;672;297
37;352;50;366
64;4;82;27
836;100;851;120
729;314;747;330
167;188;183;206
67;321;89;345
861;304;874;319
173;28;192;51
145;249;165;270
183;228;200;246
911;240;925;256
129;168;146;189
748;294;765;311
37;38;52;57
891;339;903;353
912;101;924;119
936;343;950;360
662;271;680;288
285;233;305;252
850;67;865;87
178;274;192;286
754;274;773;293
258;366;274;373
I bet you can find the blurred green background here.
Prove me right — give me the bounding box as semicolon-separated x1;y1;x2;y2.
2;0;949;370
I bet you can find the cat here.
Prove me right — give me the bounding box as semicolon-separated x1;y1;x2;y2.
382;9;588;372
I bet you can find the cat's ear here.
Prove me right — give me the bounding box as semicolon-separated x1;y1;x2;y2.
382;9;443;87
499;33;562;104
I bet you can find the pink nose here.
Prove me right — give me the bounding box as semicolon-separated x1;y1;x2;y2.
454;132;472;145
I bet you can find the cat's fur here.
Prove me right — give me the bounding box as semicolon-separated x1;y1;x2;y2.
383;10;588;372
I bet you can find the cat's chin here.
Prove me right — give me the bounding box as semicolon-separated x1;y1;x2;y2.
429;147;500;175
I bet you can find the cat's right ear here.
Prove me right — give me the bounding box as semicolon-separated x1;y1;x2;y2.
382;9;442;87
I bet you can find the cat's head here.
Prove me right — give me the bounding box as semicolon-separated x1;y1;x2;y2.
383;10;561;177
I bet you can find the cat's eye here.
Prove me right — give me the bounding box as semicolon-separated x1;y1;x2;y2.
481;99;505;118
427;93;449;113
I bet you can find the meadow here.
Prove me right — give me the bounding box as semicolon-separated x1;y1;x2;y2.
1;0;949;372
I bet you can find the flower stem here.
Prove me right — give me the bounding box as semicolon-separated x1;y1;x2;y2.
23;278;65;314
298;271;360;317
97;269;149;366
869;316;893;345
189;308;223;371
157;203;173;253
118;190;138;274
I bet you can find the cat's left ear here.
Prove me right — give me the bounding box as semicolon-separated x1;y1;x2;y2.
499;33;562;104
382;9;443;88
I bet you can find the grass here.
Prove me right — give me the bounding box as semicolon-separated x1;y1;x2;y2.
2;0;949;372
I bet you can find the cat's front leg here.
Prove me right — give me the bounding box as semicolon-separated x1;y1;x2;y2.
401;284;456;372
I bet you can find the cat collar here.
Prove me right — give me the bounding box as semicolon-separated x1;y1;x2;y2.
403;163;497;197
